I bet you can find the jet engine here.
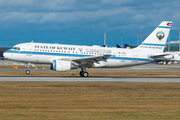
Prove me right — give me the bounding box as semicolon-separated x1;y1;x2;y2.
51;60;79;71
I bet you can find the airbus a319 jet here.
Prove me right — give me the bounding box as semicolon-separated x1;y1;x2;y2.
3;21;173;77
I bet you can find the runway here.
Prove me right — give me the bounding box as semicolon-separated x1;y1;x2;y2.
0;77;180;82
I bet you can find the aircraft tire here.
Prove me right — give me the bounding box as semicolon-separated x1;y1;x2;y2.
80;71;84;76
25;70;30;74
83;72;89;77
80;71;89;77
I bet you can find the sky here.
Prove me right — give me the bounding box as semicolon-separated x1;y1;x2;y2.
1;0;180;47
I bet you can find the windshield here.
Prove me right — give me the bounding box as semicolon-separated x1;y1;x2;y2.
11;47;20;50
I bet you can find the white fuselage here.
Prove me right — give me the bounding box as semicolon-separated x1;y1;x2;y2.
4;42;157;68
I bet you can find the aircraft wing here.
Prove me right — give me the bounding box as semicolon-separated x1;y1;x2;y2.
148;53;174;60
70;54;111;66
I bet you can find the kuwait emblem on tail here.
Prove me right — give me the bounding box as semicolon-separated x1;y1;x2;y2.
156;31;165;41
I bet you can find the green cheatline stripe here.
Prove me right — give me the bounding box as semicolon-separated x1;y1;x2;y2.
168;23;172;24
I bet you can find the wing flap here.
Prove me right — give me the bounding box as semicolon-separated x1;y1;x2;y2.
71;54;111;66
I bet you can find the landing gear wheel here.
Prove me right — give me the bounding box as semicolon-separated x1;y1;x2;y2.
83;72;89;77
80;71;89;77
25;70;30;74
80;71;84;76
80;67;89;77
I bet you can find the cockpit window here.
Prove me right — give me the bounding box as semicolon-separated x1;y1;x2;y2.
11;47;20;50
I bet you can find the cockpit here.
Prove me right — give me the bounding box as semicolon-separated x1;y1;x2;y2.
11;47;20;50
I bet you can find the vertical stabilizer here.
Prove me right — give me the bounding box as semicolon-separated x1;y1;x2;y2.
135;21;172;53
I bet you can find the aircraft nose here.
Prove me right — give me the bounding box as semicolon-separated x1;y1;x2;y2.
3;51;9;59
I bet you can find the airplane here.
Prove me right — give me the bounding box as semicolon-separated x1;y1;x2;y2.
3;21;172;77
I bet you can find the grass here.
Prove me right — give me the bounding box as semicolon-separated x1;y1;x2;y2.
0;82;179;120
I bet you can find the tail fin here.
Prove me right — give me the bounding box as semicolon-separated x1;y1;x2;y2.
135;21;172;53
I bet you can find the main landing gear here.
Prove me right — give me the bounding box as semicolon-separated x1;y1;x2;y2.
79;67;89;77
80;71;89;77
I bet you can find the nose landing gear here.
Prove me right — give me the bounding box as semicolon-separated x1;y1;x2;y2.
25;70;30;74
25;63;31;74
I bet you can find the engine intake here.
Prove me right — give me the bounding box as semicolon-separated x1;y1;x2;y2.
51;60;78;71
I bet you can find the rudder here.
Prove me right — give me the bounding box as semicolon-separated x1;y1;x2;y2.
135;21;172;53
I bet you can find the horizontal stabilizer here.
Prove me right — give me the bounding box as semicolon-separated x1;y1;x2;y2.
148;53;174;60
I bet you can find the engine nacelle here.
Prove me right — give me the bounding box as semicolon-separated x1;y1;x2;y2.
51;60;78;71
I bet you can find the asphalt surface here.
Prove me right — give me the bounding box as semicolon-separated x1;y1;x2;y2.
0;77;180;82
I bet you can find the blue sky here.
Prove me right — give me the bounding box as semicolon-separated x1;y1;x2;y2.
0;0;180;47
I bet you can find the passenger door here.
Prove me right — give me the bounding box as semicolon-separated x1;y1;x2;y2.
26;44;32;56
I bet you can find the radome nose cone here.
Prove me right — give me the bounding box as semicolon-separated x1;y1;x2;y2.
3;52;7;58
3;51;9;59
